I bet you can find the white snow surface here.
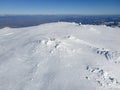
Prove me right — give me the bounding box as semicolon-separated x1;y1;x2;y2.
0;22;120;90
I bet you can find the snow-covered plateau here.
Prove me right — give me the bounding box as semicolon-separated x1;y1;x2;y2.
0;22;120;90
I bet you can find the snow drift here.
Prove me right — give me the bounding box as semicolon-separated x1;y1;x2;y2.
0;22;120;90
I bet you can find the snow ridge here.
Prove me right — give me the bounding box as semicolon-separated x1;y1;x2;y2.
0;22;120;90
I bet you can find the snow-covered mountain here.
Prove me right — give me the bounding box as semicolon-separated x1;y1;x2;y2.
0;22;120;90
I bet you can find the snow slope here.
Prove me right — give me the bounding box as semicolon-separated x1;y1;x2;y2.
0;22;120;90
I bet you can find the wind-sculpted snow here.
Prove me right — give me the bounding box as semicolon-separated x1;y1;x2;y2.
0;22;120;90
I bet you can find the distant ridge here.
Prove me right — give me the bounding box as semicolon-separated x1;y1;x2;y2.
0;15;120;29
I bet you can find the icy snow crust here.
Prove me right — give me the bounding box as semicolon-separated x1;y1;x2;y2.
0;22;120;90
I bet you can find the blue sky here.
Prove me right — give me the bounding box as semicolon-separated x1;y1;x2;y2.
0;0;120;15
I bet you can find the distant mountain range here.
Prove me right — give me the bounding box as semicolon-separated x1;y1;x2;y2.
0;15;120;28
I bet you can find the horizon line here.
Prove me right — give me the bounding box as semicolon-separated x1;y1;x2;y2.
0;14;120;16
